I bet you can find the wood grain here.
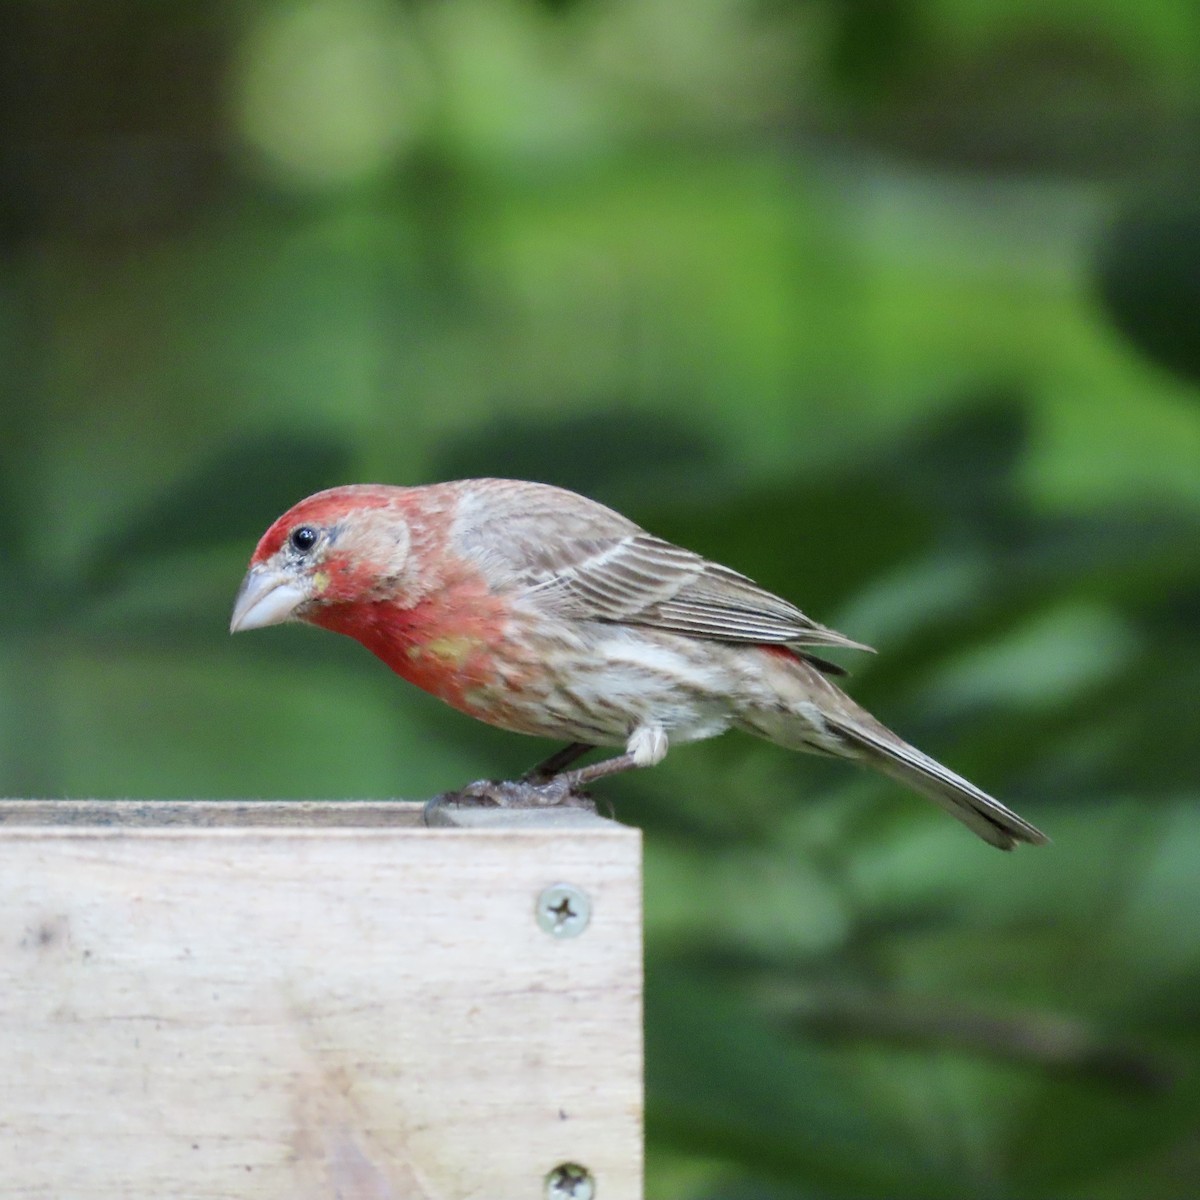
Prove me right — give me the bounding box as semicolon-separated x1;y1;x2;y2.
0;801;642;1198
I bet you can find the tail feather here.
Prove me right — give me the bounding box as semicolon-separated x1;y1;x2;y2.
827;716;1048;851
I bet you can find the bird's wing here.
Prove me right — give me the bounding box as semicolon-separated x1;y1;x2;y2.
449;480;872;655
524;531;872;654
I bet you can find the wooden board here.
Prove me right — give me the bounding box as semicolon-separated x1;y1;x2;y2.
0;801;642;1199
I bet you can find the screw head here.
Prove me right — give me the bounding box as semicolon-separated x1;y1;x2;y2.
545;1162;594;1199
535;883;591;938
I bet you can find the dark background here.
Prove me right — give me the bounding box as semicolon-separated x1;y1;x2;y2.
3;2;1200;1196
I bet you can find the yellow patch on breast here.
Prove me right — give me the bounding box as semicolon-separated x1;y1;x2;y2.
415;634;481;668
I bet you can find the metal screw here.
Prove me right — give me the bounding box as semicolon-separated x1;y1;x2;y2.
535;883;591;938
545;1162;595;1199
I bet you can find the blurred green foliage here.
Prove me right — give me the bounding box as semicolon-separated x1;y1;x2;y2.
2;0;1200;1195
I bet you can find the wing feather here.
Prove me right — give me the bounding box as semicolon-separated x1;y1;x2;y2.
526;532;872;655
448;480;872;657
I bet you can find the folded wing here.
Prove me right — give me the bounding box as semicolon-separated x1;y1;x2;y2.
524;532;872;657
450;480;872;661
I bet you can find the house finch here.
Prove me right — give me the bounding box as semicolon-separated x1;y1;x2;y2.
230;479;1046;849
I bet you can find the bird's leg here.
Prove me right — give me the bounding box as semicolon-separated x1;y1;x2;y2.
546;725;667;790
534;724;666;792
433;750;639;817
425;727;664;822
426;742;600;818
554;752;641;789
428;774;598;816
520;741;594;782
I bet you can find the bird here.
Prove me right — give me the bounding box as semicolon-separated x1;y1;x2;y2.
230;479;1047;849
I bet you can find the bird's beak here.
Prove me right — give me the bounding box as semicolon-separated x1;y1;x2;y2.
229;563;308;633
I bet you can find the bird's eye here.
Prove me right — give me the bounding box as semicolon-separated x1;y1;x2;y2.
289;525;319;554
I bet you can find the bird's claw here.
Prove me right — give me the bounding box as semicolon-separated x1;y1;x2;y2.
458;776;597;810
424;776;596;824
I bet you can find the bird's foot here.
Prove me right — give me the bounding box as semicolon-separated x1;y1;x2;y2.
423;776;596;824
453;777;596;809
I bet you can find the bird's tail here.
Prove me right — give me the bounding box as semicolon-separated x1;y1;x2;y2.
826;712;1047;850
